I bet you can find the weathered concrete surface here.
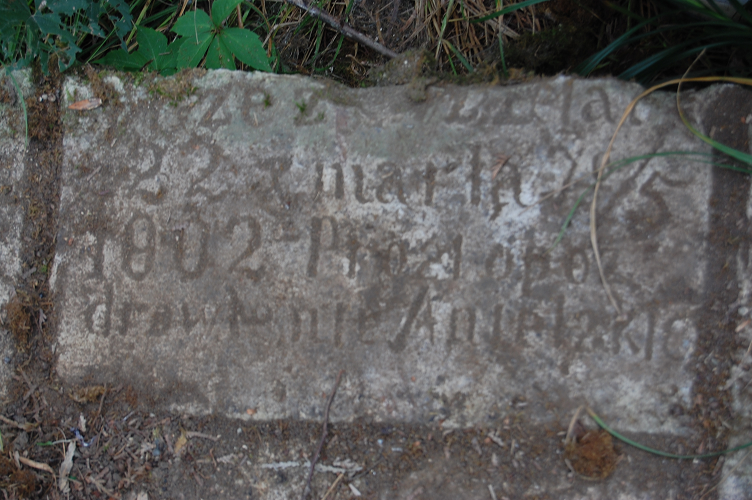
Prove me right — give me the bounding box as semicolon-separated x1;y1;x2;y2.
54;70;714;437
0;70;32;400
719;91;752;500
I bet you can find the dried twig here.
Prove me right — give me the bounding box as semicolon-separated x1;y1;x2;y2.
321;472;345;500
86;473;117;497
0;414;37;432
95;383;107;424
697;447;752;500
186;431;220;441
18;456;55;475
301;369;345;500
488;484;498;500
277;0;398;58
564;406;583;447
589;160;622;318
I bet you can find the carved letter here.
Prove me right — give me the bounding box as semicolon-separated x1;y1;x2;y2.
389;286;429;353
123;213;156;281
424;163;437;206
376;163;407;204
306;216;338;277
226;216;264;280
292;306;318;343
352;165;372;203
447;307;476;349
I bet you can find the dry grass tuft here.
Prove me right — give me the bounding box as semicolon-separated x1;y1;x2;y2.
262;0;550;81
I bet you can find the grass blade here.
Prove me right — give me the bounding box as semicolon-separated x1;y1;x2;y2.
471;0;550;24
576;14;670;76
444;40;474;72
677;76;752;166
436;0;456;61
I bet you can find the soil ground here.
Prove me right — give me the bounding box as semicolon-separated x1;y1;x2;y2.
2;41;752;500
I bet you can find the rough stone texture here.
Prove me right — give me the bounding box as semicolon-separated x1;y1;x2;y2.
54;70;713;440
0;70;32;400
720;96;752;500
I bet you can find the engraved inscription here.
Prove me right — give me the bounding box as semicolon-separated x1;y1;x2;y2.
57;76;708;426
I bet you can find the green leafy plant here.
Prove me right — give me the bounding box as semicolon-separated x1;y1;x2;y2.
96;26;185;74
0;0;132;74
97;0;272;74
173;0;271;71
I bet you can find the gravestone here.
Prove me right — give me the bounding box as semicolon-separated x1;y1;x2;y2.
54;71;711;435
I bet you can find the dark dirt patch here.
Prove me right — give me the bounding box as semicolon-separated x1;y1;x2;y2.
564;428;618;480
684;85;752;498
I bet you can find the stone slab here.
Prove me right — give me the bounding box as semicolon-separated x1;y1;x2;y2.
0;70;32;400
721;99;752;500
54;71;712;435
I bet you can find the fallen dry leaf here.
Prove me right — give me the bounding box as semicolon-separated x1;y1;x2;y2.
68;98;102;111
174;433;188;456
59;441;76;493
19;455;55;475
70;385;105;403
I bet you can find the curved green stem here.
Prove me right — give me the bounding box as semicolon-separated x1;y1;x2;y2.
587;407;752;459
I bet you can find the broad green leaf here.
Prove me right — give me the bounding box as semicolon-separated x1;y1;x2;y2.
95;48;148;70
220;28;271;72
82;2;106;38
172;10;212;38
32;13;76;43
157;37;186;73
42;0;89;17
212;0;243;26
205;36;235;69
83;22;106;38
177;31;213;68
137;27;167;71
0;0;31;28
32;12;80;70
103;0;133;49
58;47;82;70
